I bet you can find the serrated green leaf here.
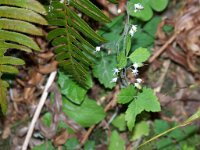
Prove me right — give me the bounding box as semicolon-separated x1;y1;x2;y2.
0;0;47;15
62;97;105;127
108;131;125;150
0;79;9;114
132;121;150;141
125;87;160;130
117;85;136;104
57;71;87;104
117;51;127;68
127;1;153;21
112;114;126;131
0;6;47;25
149;0;169;12
0;30;40;51
129;47;151;64
0;56;25;65
93;55;117;89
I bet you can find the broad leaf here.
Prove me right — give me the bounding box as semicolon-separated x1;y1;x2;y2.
125;87;160;130
93;55;117;89
117;85;136;104
108;131;125;150
117;51;127;68
62;97;105;127
58;71;89;104
149;0;169;12
112;114;126;131
129;47;151;64
132;121;150;141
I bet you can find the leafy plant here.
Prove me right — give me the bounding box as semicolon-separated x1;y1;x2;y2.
47;0;110;88
0;0;47;113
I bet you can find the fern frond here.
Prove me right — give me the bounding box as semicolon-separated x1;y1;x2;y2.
0;0;47;114
48;0;110;88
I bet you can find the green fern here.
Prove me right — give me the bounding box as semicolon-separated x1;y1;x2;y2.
0;0;47;114
47;0;110;88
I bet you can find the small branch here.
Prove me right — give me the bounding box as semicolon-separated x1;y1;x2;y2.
22;71;57;150
148;33;177;63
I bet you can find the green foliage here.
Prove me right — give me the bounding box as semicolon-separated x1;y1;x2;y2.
117;85;137;104
93;54;117;89
125;87;160;131
32;141;54;150
84;140;95;150
112;113;126;131
58;71;92;104
132;121;149;141
127;0;169;21
63;138;80;150
0;0;46;113
48;0;110;88
129;47;151;64
62;96;105;127
108;131;125;150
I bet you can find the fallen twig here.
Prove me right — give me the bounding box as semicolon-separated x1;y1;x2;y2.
149;33;177;63
22;71;57;150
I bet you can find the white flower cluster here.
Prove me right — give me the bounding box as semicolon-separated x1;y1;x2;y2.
134;3;144;12
95;46;101;52
110;68;120;83
132;63;142;89
129;25;137;37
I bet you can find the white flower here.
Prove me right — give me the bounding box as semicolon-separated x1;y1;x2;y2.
117;9;122;14
113;68;120;75
131;68;139;76
134;3;144;12
136;78;142;83
134;83;141;89
60;0;64;3
95;46;101;52
111;77;118;83
129;25;137;37
132;62;139;69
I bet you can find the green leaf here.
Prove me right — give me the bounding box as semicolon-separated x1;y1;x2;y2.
125;87;161;130
112;114;126;131
70;0;110;23
93;55;117;89
143;16;162;37
0;6;47;25
117;85;136;104
32;141;55;150
63;138;80;150
108;130;125;150
154;120;170;134
0;56;25;65
0;65;19;74
0;19;43;36
84;140;95;150
0;79;9;114
126;34;132;56
62;97;105;127
149;0;169;12
127;1;153;21
129;47;151;64
58;71;87;104
0;0;47;15
117;51;127;68
132;121;150;141
41;112;52;127
0;30;40;51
